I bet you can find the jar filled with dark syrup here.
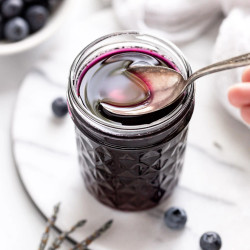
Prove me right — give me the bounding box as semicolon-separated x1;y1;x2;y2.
67;32;195;211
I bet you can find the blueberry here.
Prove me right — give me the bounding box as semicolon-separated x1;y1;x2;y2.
1;0;23;18
164;207;187;230
23;0;46;6
200;232;222;250
52;97;68;117
4;17;29;41
25;5;49;32
23;0;42;2
0;14;3;39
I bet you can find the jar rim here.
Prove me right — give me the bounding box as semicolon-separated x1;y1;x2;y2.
67;31;194;137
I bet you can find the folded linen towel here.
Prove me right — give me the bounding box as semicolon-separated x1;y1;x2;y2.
112;0;250;127
113;0;222;44
220;0;250;14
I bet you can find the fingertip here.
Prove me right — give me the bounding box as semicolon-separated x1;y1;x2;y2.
228;85;242;107
228;83;250;107
240;106;250;124
242;66;250;82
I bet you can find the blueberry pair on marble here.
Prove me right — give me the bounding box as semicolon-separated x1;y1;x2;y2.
164;207;222;250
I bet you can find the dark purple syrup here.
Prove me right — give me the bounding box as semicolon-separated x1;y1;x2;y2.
79;51;183;125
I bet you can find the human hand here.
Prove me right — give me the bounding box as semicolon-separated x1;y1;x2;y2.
228;67;250;124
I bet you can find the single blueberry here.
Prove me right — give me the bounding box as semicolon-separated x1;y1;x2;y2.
25;5;49;32
52;97;68;117
200;232;222;250
23;0;42;2
0;14;3;39
1;0;23;18
4;17;29;41
164;207;187;230
23;0;46;6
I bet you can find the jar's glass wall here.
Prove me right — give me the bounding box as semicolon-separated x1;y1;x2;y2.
76;126;189;211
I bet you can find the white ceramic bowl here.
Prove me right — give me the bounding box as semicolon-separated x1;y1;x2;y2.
0;0;75;56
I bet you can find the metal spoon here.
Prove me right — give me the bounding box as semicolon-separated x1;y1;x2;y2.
100;52;250;116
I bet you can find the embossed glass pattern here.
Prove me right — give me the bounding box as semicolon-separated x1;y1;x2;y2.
76;127;188;211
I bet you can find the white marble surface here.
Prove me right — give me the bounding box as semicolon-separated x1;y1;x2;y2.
10;6;250;250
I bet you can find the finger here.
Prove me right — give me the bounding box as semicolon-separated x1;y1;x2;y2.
228;83;250;107
240;105;250;124
242;66;250;82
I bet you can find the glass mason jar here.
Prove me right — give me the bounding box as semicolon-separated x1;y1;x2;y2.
67;31;195;211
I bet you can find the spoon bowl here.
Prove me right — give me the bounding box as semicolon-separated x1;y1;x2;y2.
101;52;250;116
101;66;186;116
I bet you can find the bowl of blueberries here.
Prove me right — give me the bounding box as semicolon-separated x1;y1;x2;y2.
0;0;73;55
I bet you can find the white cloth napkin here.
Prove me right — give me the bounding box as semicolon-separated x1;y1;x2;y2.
113;0;222;44
112;0;250;127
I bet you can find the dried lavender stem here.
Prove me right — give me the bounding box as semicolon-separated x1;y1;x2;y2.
70;220;113;250
38;203;60;250
48;220;87;250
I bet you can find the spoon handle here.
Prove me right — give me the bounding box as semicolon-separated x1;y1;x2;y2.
187;52;250;85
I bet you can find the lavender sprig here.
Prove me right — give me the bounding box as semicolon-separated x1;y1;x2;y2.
70;220;113;250
39;203;60;250
48;220;87;250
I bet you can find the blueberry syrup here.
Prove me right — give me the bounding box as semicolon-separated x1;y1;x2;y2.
78;49;182;125
72;48;194;211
